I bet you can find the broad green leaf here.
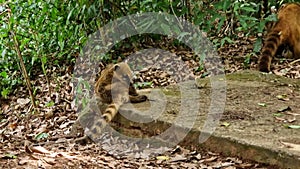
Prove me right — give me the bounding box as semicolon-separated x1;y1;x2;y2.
46;101;54;107
220;37;233;47
273;113;283;117
0;71;7;78
35;133;49;140
66;8;74;25
4;154;17;159
285;125;300;129
253;38;262;53
223;0;231;11
241;7;256;12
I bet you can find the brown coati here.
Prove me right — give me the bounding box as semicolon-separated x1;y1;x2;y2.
74;62;148;144
91;62;147;134
258;3;300;72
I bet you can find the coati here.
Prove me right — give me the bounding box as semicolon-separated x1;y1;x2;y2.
90;62;148;135
95;62;147;120
258;3;300;72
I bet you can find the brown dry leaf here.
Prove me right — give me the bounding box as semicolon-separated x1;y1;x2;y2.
182;163;198;168
29;154;40;160
42;157;56;165
35;124;48;134
287;116;296;123
280;141;300;152
30;146;51;154
286;112;300;116
18;159;28;165
17;98;30;105
25;140;51;155
274;116;286;122
221;162;235;167
1;104;9;112
169;154;187;162
238;163;254;168
203;156;218;163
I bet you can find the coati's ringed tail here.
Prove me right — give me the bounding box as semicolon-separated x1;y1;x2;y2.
258;3;300;72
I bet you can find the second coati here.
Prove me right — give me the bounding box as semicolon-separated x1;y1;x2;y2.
258;3;300;72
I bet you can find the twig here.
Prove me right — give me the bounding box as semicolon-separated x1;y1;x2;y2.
169;0;184;30
11;30;39;113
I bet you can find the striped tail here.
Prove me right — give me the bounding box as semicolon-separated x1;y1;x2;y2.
89;103;120;136
102;103;120;122
259;31;282;72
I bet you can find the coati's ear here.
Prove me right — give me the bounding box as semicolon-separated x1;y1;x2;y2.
113;64;120;71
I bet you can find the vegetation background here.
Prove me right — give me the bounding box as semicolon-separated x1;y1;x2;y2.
0;0;296;99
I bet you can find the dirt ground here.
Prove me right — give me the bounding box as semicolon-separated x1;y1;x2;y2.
1;70;292;168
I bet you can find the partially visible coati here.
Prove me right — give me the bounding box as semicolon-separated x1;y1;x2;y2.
258;3;300;72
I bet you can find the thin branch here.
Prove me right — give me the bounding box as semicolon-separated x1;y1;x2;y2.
11;30;39;113
169;0;184;30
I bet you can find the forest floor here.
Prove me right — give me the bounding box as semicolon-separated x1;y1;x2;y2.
1;36;299;168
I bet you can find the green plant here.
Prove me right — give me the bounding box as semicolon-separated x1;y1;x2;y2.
190;1;289;47
0;0;103;98
1;0;298;99
0;70;19;98
134;82;153;89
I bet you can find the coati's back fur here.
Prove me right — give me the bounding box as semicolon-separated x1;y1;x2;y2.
258;3;300;72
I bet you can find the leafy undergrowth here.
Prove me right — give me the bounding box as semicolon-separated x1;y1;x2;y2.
1;36;296;168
